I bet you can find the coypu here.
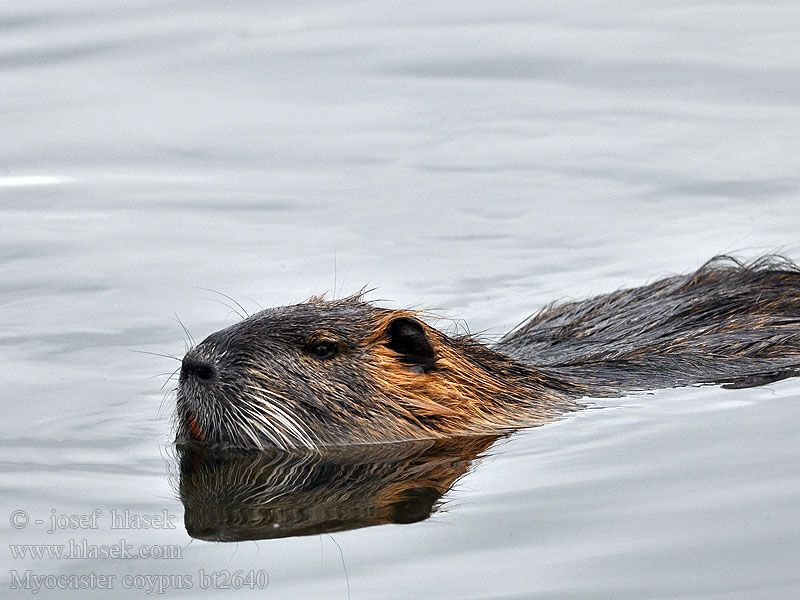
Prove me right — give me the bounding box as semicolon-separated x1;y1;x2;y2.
176;256;800;451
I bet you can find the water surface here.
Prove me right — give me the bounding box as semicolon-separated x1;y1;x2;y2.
2;1;800;598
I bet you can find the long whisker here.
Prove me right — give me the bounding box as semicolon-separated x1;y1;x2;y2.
160;366;182;390
197;287;251;319
205;298;248;321
173;314;196;348
130;349;182;361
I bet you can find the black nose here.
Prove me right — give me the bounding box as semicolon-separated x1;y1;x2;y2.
181;354;216;383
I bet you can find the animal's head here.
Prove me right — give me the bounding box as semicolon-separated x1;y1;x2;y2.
176;295;572;450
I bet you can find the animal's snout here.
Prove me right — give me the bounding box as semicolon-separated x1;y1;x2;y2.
180;352;217;384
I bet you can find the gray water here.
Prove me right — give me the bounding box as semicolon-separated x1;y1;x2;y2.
2;1;800;598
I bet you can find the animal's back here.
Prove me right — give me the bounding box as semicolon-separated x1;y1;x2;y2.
496;256;800;391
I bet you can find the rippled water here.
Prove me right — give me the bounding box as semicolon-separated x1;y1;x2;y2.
2;1;800;598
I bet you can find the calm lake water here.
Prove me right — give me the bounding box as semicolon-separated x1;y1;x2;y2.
2;1;800;598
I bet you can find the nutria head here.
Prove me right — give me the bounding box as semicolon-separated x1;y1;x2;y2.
176;295;579;450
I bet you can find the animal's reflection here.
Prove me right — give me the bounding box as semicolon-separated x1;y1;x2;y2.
178;435;500;541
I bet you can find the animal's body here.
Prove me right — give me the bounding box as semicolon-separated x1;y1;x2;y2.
176;257;800;450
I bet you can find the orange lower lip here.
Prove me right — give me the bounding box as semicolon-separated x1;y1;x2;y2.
188;413;204;441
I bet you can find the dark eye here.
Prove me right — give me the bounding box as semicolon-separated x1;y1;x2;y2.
306;341;338;359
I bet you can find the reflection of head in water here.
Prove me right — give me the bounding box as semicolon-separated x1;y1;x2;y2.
178;435;501;541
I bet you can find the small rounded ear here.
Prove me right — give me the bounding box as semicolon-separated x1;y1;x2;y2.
385;317;435;371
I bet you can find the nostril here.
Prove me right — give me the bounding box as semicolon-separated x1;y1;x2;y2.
194;365;214;381
181;355;217;383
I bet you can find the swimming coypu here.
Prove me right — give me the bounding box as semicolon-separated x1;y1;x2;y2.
176;256;800;450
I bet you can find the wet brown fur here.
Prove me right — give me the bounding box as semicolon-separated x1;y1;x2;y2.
176;256;800;450
363;313;579;435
